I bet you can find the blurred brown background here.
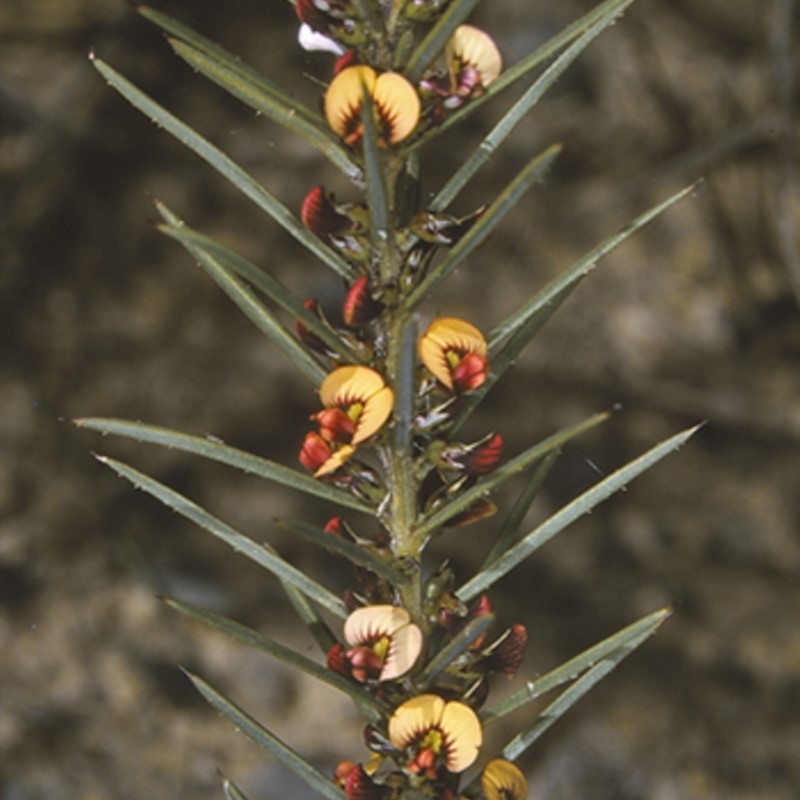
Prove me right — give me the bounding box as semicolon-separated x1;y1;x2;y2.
2;0;799;798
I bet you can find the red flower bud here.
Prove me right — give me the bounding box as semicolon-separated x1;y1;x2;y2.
327;642;351;677
486;624;528;677
295;299;333;356
464;433;503;475
301;185;352;239
299;431;332;473
343;275;382;327
444;496;497;527
344;763;381;800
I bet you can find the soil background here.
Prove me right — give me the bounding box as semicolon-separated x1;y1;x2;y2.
2;1;799;798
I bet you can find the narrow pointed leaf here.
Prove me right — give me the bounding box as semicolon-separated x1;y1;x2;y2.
489;183;700;349
411;0;639;149
501;661;615;762
403;145;561;310
136;6;325;130
416;412;609;539
274;518;405;584
432;21;614;213
481;607;671;725
155;202;359;362
360;85;389;259
453;184;698;433
90;56;355;281
165;597;386;721
458;425;701;601
404;0;483;82
480;449;559;569
417;614;495;688
220;773;252;800
74;418;375;514
96;455;347;617
282;579;339;654
169;38;359;178
186;670;347;800
156;211;326;385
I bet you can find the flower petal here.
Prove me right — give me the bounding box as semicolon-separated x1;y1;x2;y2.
439;700;482;772
481;758;528;800
372;72;420;144
448;25;502;87
381;619;423;681
344;605;411;646
388;694;444;750
419;317;488;390
314;443;356;477
320;365;386;408
353;385;394;444
324;65;377;143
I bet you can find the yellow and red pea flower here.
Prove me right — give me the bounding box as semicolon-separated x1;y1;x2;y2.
320;365;394;446
330;605;423;682
447;25;502;91
481;758;528;800
325;65;420;147
388;694;482;775
418;317;489;393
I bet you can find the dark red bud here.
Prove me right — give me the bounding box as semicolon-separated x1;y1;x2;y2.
299;431;332;473
465;433;504;475
324;517;346;537
326;643;350;676
345;763;380;800
301;185;350;239
343;275;382;327
295;299;331;356
444;496;497;527
487;624;528;676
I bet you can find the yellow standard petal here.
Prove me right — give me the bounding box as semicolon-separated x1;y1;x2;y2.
439;700;482;773
389;694;445;750
382;619;423;681
344;605;411;646
448;25;503;87
372;72;421;144
481;758;528;800
419;317;488;390
352;384;394;444
324;65;377;143
320;365;386;408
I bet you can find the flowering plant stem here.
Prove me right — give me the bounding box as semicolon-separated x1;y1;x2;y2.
80;2;700;798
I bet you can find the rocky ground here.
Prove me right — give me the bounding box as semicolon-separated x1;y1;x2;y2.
2;1;799;798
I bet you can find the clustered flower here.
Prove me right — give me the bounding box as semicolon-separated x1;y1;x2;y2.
289;4;530;798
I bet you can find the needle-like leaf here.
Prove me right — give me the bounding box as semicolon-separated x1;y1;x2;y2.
415;411;609;540
90;56;356;281
96;455;348;617
155;201;360;363
481;607;671;725
74;417;375;515
186;670;347;800
403;144;562;310
458;425;701;601
164;597;386;721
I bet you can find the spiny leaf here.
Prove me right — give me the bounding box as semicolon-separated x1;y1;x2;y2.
90;55;356;281
164;597;386;722
155;201;360;363
219;772;252;800
186;670;347;800
431;20;617;213
74;417;375;515
412;0;640;148
154;206;326;385
415;411;609;539
403;144;562;310
458;425;701;601
480;449;559;569
416;614;496;689
481;607;671;725
360;83;390;263
168;37;359;178
96;455;347;617
274;518;405;584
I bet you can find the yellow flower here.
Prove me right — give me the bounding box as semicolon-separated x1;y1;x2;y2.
481;758;528;800
343;605;423;682
447;25;503;89
319;365;394;445
418;317;489;392
324;65;420;147
388;694;482;774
